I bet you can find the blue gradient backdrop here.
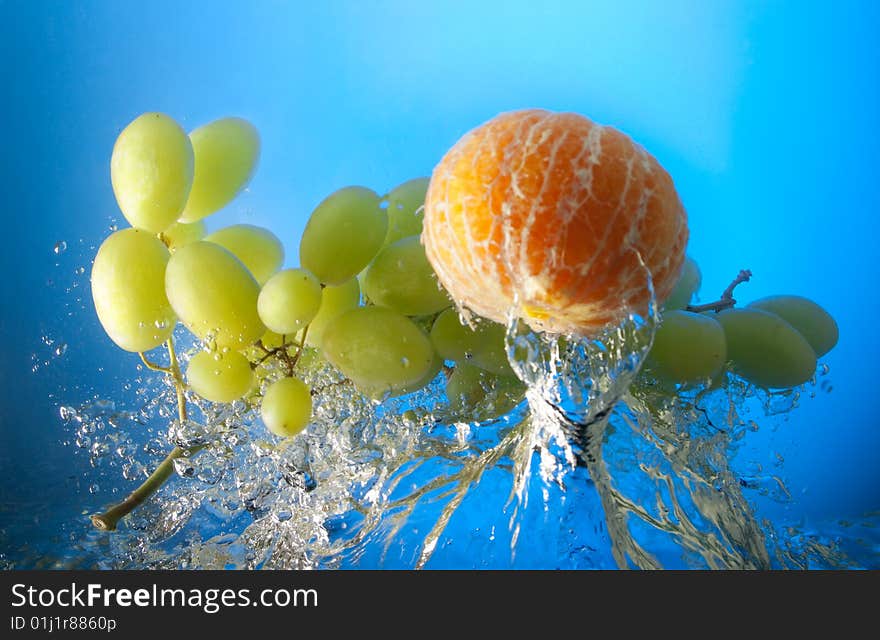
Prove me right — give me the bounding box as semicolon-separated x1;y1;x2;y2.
1;0;877;565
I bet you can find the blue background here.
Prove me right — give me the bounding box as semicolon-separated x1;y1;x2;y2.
1;0;877;565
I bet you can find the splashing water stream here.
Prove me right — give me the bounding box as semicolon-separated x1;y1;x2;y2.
46;256;873;570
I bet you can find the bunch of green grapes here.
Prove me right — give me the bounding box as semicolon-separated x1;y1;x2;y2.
644;257;839;391
92;112;521;455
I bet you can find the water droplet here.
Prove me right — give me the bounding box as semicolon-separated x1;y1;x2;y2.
155;319;168;330
54;343;68;357
53;241;67;254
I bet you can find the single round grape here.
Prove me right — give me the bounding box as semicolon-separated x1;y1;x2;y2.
717;308;817;389
748;295;838;357
91;229;176;352
468;321;514;376
363;236;451;316
429;309;513;376
446;363;525;421
647;310;726;385
186;350;253;403
162;220;206;251
321;306;434;397
179;117;260;223
165;241;265;348
258;268;323;335
382;177;429;246
300;186;387;285
303;278;361;349
430;308;484;361
205;224;284;285
110;112;194;233
446;363;489;413
261;377;312;438
392;348;443;397
663;256;701;310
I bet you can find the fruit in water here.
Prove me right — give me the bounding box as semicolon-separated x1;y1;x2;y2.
179;117;260;223
647;310;726;385
300;186;387;285
204;224;284;285
322;306;434;397
383;177;430;246
422;109;688;336
393;348;443;396
748;295;838;357
303;278;361;349
165;241;264;348
445;363;525;420
663;256;701;310
716;308;817;389
186;350;253;403
111;113;194;233
91;229;176;352
257;268;323;335
363;236;451;316
162;220;206;251
429;309;513;376
430;308;484;362
261;377;312;437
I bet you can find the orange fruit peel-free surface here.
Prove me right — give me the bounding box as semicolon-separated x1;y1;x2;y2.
422;109;688;336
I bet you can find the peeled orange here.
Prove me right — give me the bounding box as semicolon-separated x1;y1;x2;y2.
422;109;688;336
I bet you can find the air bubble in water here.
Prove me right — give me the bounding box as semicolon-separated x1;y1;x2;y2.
54;343;68;357
53;240;67;254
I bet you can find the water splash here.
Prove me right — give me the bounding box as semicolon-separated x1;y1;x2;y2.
49;308;875;570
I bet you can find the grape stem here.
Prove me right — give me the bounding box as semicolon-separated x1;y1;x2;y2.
249;330;309;373
91;337;201;531
138;352;171;374
686;269;752;314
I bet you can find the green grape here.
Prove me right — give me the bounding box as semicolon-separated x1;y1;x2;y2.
748;295;838;357
647;310;726;385
300;186;387;285
717;308;817;389
363;236;451;316
204;224;284;285
162;220;206;251
91;228;176;352
382;177;430;246
242;329;285;363
258;268;323;335
165;241;265;348
111;113;194;233
321;306;434;397
663;256;701;310
303;278;360;349
259;330;285;350
186;350;253;403
179;117;260;223
469;321;514;376
446;363;525;421
430;308;484;361
446;363;487;412
429;309;513;376
261;377;312;438
392;348;443;396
